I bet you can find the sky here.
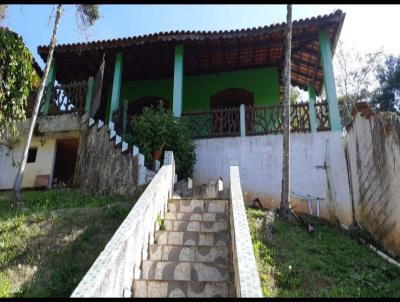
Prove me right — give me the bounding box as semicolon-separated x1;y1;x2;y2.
2;4;400;70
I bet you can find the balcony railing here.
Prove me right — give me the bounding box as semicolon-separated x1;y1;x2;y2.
42;80;88;115
183;101;330;139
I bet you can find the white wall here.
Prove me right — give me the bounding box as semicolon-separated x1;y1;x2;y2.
345;112;400;256
0;137;57;189
193;132;353;225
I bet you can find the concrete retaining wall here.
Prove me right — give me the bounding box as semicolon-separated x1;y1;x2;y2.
193;131;353;226
74;118;140;197
345;110;400;256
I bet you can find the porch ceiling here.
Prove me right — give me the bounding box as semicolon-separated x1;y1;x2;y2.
37;10;345;96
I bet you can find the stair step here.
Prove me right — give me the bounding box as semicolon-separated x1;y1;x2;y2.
164;220;228;232
168;199;228;213
155;231;229;246
149;245;229;263
133;280;235;297
141;260;232;282
164;211;228;222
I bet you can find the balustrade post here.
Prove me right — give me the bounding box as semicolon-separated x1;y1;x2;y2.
240;104;246;137
308;84;317;133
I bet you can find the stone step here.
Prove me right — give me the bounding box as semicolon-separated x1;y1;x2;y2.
164;220;229;232
133;280;235;298
164;211;228;222
168;199;228;213
141;260;232;282
149;245;229;263
155;231;229;246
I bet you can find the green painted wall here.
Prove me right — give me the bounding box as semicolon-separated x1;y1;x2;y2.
105;66;280;119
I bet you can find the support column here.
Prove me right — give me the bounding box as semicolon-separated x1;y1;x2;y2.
308;84;317;133
84;76;94;115
108;52;123;124
41;60;56;116
172;44;184;117
319;29;341;131
240;104;246;137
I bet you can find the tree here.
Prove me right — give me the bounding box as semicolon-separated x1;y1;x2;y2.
2;5;100;208
0;28;39;147
280;4;292;219
371;54;400;113
334;41;384;125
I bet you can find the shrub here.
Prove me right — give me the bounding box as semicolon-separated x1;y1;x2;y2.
126;104;196;179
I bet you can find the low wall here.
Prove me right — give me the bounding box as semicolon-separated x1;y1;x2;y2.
345;109;400;256
229;164;263;297
193;131;353;226
71;152;175;297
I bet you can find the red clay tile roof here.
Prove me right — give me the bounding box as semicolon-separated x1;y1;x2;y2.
37;9;345;96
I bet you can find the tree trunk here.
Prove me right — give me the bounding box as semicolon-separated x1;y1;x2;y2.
10;4;63;208
280;4;292;218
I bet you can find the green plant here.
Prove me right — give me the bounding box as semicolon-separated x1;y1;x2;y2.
156;214;165;231
126;104;196;178
0;28;38;143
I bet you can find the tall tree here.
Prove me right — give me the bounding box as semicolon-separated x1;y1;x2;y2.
5;5;100;208
280;4;292;219
334;41;384;125
371;54;400;113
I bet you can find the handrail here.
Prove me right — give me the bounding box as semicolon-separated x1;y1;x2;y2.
71;151;175;297
229;163;263;297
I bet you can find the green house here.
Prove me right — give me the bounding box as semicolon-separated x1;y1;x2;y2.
37;10;345;137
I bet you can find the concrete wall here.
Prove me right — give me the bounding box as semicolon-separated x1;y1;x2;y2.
345;110;400;256
0;114;82;190
0;137;57;189
193;131;353;226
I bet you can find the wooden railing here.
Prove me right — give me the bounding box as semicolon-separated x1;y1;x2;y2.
182;107;240;138
184;101;330;139
44;80;88;115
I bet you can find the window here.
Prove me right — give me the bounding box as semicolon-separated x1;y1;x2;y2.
27;147;38;163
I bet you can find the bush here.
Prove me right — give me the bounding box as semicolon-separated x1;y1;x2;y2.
126;104;196;179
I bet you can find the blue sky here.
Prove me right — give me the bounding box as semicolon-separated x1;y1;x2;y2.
2;4;400;69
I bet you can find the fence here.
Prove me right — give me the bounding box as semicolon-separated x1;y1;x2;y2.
43;80;88;115
183;101;330;139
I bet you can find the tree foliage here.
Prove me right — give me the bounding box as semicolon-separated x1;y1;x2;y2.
126;104;197;179
371;55;400;113
334;41;384;126
0;28;38;144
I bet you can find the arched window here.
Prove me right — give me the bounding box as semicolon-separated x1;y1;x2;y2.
210;88;254;109
128;96;169;116
209;88;254;135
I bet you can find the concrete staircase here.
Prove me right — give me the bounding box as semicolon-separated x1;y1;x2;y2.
133;198;235;298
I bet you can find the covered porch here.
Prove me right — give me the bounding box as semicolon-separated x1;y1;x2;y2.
36;10;345;138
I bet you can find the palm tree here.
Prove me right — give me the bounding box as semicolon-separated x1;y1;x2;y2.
3;5;100;208
280;4;292;218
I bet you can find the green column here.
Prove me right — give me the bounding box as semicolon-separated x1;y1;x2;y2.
319;29;341;131
308;84;317;133
84;76;94;115
108;52;123;124
172;44;184;117
41;60;56;116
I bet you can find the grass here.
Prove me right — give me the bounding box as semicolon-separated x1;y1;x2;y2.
0;188;137;297
246;206;400;298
